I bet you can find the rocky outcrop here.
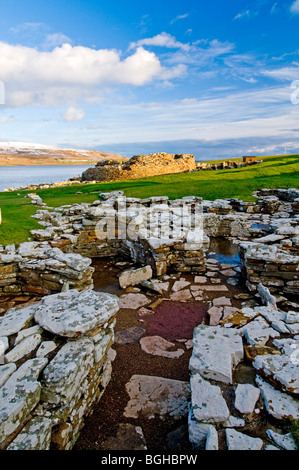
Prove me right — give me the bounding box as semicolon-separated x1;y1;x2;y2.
81;153;196;182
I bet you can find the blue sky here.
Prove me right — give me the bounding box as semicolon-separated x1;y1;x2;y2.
0;0;299;159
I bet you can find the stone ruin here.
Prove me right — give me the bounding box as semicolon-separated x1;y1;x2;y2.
0;187;298;450
81;153;196;182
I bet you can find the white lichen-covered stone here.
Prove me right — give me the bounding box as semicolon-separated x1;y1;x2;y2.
241;316;280;346
253;353;299;394
14;325;44;346
234;383;260;414
34;289;119;337
0;363;17;388
226;429;263;450
119;265;153;289
41;338;95;406
0;304;37;337
190;325;243;384
266;429;296;451
123;374;190;420
256;376;299;420
36;341;58;358
190;373;230;423
5;334;42;363
7;417;52;450
0;337;9;363
0;358;48;444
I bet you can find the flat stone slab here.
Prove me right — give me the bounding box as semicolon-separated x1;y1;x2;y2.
7;417;52;450
190;373;230;423
190;325;244;384
119;266;152;289
0;363;17;388
170;290;192;302
100;423;147;451
41;338;95;406
200;285;229;292
226;429;263;450
213;297;231;307
5;334;42;363
172;279;191;292
140;336;185;359
123;374;190;420
241;317;280;346
115;327;145;345
35;289;119;337
0;358;48;444
253;353;299;394
0;304;37;337
266;429;296;451
234;383;260;414
256;375;299;420
120;293;150;310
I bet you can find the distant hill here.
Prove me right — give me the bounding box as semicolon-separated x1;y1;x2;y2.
0;142;128;166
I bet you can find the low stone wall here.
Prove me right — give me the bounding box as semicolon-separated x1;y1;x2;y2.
30;194;209;277
0;242;94;298
239;243;299;295
0;289;119;450
81;153;196;182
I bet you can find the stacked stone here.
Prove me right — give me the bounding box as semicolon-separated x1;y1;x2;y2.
81;153;196;183
0;242;94;298
239;243;299;295
0;289;119;450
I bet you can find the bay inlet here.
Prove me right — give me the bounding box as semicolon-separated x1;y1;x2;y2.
0;165;91;192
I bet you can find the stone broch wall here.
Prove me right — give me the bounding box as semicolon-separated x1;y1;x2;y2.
0;289;119;450
81;153;196;182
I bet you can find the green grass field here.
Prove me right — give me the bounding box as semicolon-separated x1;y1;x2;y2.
0;154;298;246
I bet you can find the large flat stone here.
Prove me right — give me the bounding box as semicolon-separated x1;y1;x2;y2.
226;429;263;450
35;289;119;337
234;383;260;414
190;325;243;384
120;293;150;310
123;375;190;420
119;266;153;289
190;373;230;423
255;375;299;420
140;336;184;359
253;353;299;394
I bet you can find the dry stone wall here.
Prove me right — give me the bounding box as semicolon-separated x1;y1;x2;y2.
0;289;119;450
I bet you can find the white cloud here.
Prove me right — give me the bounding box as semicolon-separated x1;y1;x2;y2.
10;22;49;34
170;13;189;24
62;107;85;122
130;32;191;52
233;10;253;20
44;33;72;48
0;42;185;107
290;0;299;13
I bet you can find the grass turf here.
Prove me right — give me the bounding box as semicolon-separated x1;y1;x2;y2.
0;154;298;246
